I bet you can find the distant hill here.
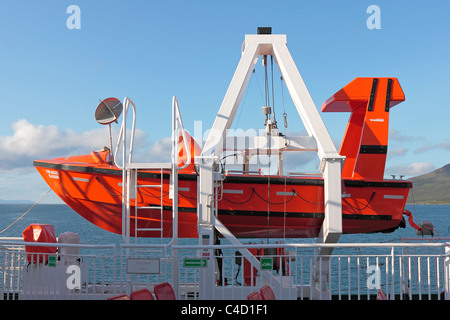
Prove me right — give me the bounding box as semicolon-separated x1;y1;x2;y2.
407;163;450;204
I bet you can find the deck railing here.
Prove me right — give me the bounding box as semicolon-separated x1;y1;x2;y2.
0;240;448;300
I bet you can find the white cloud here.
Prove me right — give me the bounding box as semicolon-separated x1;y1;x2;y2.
389;129;427;142
437;138;450;150
414;138;450;154
0;119;152;171
414;143;433;154
137;137;172;163
387;147;407;158
386;162;435;178
389;129;413;142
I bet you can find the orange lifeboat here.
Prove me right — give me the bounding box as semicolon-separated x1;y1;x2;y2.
34;77;415;239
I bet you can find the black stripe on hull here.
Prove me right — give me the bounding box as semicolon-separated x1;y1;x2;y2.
155;205;392;221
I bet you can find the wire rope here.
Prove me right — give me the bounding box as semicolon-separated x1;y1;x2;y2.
0;189;52;234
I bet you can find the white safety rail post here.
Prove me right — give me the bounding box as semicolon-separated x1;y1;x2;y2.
196;155;217;299
445;243;450;300
198;31;344;299
171;97;180;298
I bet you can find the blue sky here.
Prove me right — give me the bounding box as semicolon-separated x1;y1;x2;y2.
0;1;449;203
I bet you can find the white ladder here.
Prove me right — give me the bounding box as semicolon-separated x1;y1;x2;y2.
127;163;171;243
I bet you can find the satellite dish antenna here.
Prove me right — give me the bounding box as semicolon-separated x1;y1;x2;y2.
95;97;123;125
95;98;123;163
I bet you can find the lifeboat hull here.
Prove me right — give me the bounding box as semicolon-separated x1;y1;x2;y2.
34;153;411;238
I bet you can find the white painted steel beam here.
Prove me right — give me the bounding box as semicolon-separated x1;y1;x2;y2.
201;40;260;157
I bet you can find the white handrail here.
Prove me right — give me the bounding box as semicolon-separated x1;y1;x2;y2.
113;97;136;169
1;240;447;250
112;96;190;170
172;242;450;250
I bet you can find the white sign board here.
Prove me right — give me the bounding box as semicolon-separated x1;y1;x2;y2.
126;258;160;274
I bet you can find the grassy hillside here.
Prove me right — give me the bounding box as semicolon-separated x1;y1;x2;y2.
407;163;450;204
